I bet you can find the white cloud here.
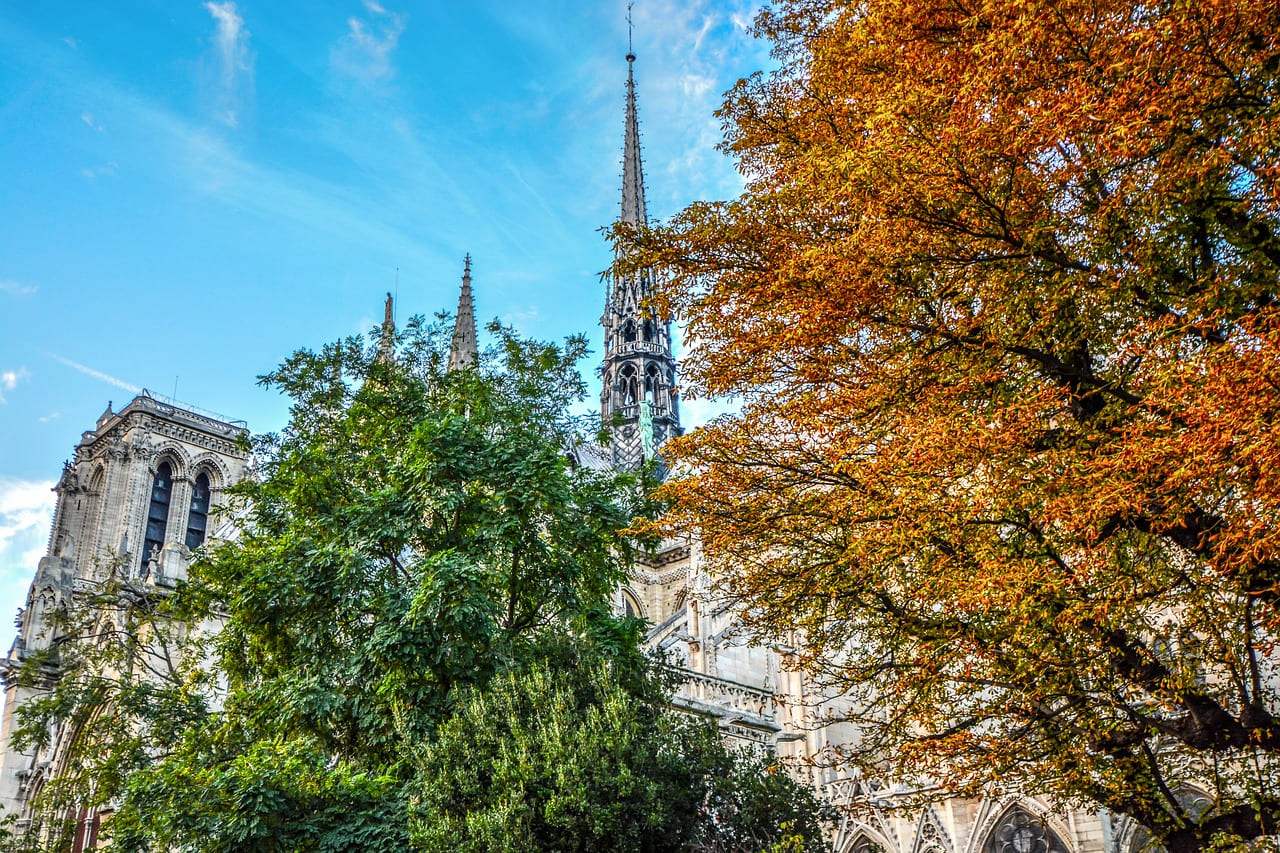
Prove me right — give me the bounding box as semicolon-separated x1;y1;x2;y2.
0;479;56;625
47;354;141;394
332;2;405;83
203;2;254;127
38;412;61;424
80;112;104;132
63;36;79;49
0;280;37;297
0;368;29;403
205;2;251;84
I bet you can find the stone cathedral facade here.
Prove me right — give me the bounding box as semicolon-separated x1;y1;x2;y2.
0;52;1177;853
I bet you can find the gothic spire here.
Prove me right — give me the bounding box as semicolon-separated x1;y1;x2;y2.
600;48;682;472
620;51;647;227
449;254;479;371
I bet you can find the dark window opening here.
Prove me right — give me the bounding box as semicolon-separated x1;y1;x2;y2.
143;462;172;565
620;365;639;406
186;472;211;550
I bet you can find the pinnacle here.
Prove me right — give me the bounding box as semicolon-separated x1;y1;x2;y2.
449;255;479;371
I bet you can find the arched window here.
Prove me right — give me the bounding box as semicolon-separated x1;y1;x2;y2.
621;589;643;620
185;472;211;550
619;364;639;406
143;462;173;565
623;320;637;343
645;364;662;404
642;319;654;342
983;809;1068;853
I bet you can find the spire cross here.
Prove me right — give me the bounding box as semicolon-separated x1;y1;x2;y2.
627;2;634;59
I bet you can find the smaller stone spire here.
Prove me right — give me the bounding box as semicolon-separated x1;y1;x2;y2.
449;254;479;371
377;292;395;361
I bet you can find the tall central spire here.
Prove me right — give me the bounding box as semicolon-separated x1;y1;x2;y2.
601;48;682;472
620;52;647;227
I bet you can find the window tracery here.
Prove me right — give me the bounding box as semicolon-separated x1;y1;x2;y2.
983;809;1067;853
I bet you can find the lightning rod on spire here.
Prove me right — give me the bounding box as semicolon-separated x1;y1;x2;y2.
626;2;635;62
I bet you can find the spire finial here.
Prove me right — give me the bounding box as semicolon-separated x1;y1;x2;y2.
449;254;479;371
626;2;635;61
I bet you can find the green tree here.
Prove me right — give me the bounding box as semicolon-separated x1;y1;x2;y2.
621;0;1280;850
15;318;829;851
411;643;829;853
97;319;648;850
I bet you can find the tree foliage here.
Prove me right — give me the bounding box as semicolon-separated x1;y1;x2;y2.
102;320;653;850
412;644;830;853
6;318;829;851
623;1;1280;850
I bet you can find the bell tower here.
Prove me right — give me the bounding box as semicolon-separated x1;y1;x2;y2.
600;50;682;471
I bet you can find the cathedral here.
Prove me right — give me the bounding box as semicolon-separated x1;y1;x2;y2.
0;52;1172;853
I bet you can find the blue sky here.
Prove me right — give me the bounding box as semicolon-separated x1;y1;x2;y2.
0;0;767;624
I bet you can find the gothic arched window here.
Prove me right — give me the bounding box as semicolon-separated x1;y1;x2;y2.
983;809;1068;853
143;462;173;566
642;319;654;342
623;320;637;344
621;589;643;620
645;363;662;405
849;835;883;853
620;364;639;406
185;471;212;550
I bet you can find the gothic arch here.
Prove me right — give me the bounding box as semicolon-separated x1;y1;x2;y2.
87;465;105;494
618;364;640;406
965;799;1073;853
188;452;232;489
912;805;955;853
979;806;1070;853
837;821;898;853
149;443;192;480
620;587;645;620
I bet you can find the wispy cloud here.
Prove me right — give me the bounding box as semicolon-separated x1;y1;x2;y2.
203;2;254;127
37;412;61;424
63;36;78;49
47;354;141;394
332;0;405;84
0;478;57;622
80;160;119;180
80;112;104;132
0;368;29;404
0;280;37;297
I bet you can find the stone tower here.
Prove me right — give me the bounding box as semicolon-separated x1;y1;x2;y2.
599;51;681;470
0;394;248;819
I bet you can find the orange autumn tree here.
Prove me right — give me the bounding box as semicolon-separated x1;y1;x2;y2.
622;0;1280;850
